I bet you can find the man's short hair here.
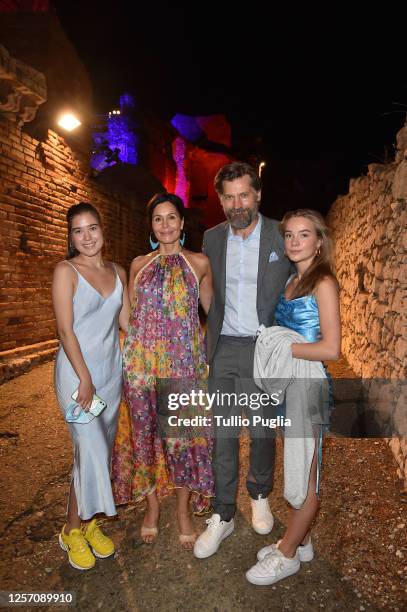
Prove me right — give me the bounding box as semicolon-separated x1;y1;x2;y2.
214;162;261;194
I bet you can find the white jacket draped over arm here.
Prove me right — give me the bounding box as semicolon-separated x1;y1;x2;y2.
254;325;329;508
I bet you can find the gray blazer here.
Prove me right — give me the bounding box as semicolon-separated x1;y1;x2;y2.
203;214;292;364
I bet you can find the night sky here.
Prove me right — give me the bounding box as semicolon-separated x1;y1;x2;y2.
53;2;406;217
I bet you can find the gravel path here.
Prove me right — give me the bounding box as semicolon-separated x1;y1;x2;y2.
0;362;406;611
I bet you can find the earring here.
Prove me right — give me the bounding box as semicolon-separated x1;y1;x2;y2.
149;233;159;250
316;246;321;257
180;231;186;247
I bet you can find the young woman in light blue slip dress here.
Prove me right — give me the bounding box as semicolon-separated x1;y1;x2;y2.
53;202;130;570
246;209;341;586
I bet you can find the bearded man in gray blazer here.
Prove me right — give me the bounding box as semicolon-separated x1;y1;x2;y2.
194;161;291;559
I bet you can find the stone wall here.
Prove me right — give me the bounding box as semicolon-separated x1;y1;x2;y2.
0;117;162;381
327;121;407;488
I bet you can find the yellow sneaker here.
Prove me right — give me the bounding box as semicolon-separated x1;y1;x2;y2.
59;525;95;570
83;519;115;558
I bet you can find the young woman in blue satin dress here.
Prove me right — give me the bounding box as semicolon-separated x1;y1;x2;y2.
246;209;341;586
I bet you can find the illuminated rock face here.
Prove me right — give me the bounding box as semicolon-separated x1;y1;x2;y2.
91;95;140;172
171;137;234;226
171;114;231;148
90;107;234;225
170;113;234;225
196;115;231;148
186;147;233;228
90;107;234;221
173;137;188;204
327;120;407;486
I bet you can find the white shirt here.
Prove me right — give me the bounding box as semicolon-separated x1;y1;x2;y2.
221;214;262;336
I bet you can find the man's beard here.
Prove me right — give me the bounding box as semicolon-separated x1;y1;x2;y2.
226;207;258;229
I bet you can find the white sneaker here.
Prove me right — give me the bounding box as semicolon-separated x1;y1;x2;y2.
257;538;314;562
250;495;274;535
246;548;300;585
193;514;234;559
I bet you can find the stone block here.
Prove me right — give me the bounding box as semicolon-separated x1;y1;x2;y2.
349;176;369;193
372;301;387;318
378;282;388;303
390;199;405;214
394;337;407;363
393;316;403;337
392;160;407;200
374;260;384;280
371;277;381;295
393;393;407;436
390;289;403;312
395;124;407;162
389;437;401;464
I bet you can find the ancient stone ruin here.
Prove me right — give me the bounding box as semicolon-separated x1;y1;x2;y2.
328;121;407;488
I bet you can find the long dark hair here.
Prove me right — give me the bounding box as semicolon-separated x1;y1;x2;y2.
66;202;102;259
280;208;337;298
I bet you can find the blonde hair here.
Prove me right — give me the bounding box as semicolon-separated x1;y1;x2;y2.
280;208;337;298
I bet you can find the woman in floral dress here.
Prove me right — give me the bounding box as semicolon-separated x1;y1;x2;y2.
112;193;214;549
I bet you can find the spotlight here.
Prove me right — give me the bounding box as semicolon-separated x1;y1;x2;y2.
259;161;266;177
57;113;81;132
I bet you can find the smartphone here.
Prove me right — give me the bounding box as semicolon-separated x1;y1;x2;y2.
65;401;94;424
71;389;107;417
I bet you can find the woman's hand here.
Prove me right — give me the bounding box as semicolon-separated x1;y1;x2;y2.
76;377;96;411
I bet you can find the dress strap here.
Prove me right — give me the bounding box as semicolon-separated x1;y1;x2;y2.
64;260;78;273
179;253;200;294
65;259;118;276
134;254;160;285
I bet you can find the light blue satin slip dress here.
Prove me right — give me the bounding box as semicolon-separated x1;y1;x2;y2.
54;261;123;520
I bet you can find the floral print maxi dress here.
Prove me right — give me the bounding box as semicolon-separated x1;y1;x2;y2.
112;253;214;513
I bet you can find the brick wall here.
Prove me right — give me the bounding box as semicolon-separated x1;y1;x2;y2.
0;117;161;375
